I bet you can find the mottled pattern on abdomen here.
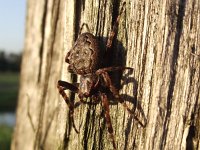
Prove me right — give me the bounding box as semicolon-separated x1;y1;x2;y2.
68;33;100;74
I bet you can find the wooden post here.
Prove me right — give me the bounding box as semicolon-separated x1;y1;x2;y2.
12;0;200;149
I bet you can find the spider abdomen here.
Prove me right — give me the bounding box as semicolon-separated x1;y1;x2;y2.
66;33;101;75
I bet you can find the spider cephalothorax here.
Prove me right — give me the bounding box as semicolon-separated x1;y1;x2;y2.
78;73;99;98
57;2;143;149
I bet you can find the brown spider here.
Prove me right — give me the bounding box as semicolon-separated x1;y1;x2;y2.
57;2;140;149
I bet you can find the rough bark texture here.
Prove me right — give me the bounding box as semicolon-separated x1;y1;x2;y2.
12;0;200;150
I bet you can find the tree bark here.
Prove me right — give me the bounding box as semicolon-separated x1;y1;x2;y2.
11;0;200;150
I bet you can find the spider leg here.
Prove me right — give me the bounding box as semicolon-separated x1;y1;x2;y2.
99;72;145;127
78;23;90;35
96;66;133;74
101;93;117;150
58;80;79;92
57;80;80;133
106;2;126;49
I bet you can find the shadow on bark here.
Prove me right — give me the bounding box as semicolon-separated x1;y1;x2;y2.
61;34;147;148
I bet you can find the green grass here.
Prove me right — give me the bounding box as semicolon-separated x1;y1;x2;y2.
0;72;19;85
0;72;19;112
0;72;19;149
0;125;13;150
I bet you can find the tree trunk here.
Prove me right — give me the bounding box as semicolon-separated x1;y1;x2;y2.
11;0;200;150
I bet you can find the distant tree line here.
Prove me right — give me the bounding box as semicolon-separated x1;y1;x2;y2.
0;50;22;72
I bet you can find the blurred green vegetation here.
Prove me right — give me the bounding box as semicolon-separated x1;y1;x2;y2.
0;125;13;150
0;72;19;149
0;51;21;72
0;51;21;150
0;72;19;112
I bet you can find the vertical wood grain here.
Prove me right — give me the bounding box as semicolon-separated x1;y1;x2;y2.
12;0;200;149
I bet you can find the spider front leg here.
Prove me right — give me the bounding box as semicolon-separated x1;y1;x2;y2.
96;66;133;74
57;80;80;133
101;93;117;150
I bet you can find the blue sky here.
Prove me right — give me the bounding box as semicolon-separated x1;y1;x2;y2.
0;0;26;53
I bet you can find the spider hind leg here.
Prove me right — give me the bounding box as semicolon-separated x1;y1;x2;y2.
101;93;117;149
99;71;146;127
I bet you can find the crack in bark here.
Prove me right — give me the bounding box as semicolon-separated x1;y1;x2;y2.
34;0;48;149
161;0;186;148
37;0;48;83
83;106;92;149
95;0;101;36
187;74;200;149
186;113;196;150
75;0;82;39
34;0;61;149
27;94;36;132
41;0;61;148
95;0;107;37
63;0;80;149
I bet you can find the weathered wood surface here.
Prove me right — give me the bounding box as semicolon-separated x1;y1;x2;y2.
12;0;200;149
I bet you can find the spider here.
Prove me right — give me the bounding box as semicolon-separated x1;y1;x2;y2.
57;2;140;149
